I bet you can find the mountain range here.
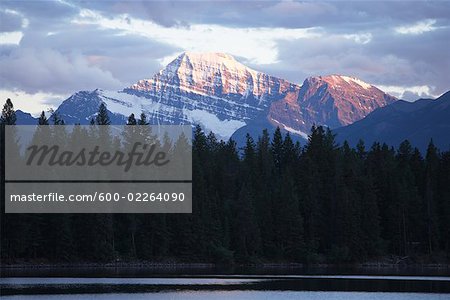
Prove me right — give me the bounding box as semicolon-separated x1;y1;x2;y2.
14;52;449;151
335;91;450;151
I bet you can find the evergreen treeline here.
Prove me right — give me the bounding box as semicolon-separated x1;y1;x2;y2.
1;99;449;264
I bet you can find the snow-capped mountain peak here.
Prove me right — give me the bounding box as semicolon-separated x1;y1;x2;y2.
130;52;276;97
63;52;298;139
52;52;397;140
325;74;373;90
305;74;378;92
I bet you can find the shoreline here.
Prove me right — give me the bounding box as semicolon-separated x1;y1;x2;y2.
1;262;449;269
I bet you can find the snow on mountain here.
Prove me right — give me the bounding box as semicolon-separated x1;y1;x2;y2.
52;52;396;140
339;75;373;90
55;52;298;139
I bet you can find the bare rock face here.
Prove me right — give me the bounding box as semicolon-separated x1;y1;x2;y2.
131;52;296;98
121;52;298;138
267;75;397;136
53;52;396;140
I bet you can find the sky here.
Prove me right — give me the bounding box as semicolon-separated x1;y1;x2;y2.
0;0;449;115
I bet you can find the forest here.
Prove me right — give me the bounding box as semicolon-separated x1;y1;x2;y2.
1;98;449;264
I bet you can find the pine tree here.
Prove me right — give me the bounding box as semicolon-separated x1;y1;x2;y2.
271;127;283;174
255;129;276;257
231;182;261;261
127;113;137;125
37;111;49;125
1;118;449;264
1;98;16;125
50;110;65;125
424;140;440;255
356;139;367;160
437;151;450;257
1;99;31;261
303;126;338;257
123;113;138;148
136;112;155;145
243;134;256;173
395;140;416;255
96;103;110;125
137;112;149;125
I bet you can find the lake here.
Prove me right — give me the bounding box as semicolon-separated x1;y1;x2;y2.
1;266;449;298
1;291;450;300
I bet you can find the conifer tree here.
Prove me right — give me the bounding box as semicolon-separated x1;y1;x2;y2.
1;98;16;125
138;112;149;125
127;113;137;125
96;103;110;125
50;110;65;125
425;140;440;254
38;111;49;125
271;127;283;174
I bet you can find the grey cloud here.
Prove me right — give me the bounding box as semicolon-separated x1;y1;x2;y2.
19;24;176;55
40;95;69;108
69;1;449;31
5;1;450;32
0;47;123;94
254;18;450;97
0;44;17;55
402;91;432;102
0;9;24;32
248;35;374;85
71;1;272;28
96;56;164;87
16;25;179;86
363;27;450;94
1;0;79;20
1;0;449;100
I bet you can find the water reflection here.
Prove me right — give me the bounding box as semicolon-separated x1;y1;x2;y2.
1;276;449;295
1;291;450;300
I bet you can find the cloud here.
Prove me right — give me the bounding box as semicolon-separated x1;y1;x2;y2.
395;19;438;35
377;85;438;101
0;9;26;32
0;0;449;108
343;33;372;44
16;24;178;86
0;89;68;115
0;47;123;94
1;0;79;21
73;1;444;32
71;9;322;64
0;31;23;44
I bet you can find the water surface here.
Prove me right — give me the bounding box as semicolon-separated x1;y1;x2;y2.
1;291;449;300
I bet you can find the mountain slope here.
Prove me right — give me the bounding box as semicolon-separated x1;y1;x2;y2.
54;89;126;124
335;91;450;151
55;52;298;138
15;110;38;125
266;75;396;136
49;52;396;140
233;74;396;143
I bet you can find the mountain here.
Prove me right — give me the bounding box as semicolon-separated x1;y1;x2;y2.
15;110;38;125
54;52;297;138
54;90;127;124
45;52;396;140
335;91;450;151
233;74;396;143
